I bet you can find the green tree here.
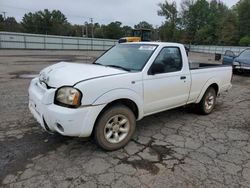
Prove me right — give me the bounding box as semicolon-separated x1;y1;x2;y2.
236;0;250;38
0;14;3;22
4;17;22;32
158;22;177;41
181;0;233;45
218;11;239;45
103;21;124;39
239;36;250;46
122;25;133;37
67;24;85;37
204;0;229;44
158;0;179;41
22;9;70;35
0;14;5;31
134;21;153;29
94;24;105;38
50;10;71;35
181;0;210;43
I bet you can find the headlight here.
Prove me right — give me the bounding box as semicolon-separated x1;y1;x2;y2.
233;61;240;66
55;87;82;108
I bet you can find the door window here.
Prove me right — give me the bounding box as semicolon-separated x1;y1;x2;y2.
224;50;235;57
149;47;183;74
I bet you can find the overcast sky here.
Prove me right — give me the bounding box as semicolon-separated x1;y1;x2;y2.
0;0;239;26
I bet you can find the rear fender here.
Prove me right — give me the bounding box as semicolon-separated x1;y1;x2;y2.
195;78;220;103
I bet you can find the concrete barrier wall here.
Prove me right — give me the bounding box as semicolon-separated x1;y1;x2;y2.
189;44;249;56
1;32;248;55
0;32;117;50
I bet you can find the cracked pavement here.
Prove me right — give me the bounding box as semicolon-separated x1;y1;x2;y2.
0;50;250;188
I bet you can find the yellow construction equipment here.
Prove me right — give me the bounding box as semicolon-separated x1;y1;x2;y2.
118;28;151;43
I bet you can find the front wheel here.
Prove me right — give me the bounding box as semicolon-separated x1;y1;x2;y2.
94;104;136;151
197;87;217;115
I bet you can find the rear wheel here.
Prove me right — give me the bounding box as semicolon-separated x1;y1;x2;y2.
94;104;136;151
197;87;217;115
233;68;243;74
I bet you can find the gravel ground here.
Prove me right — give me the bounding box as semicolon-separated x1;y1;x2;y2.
0;50;250;188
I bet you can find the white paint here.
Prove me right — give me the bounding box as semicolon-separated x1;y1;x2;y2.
28;42;232;138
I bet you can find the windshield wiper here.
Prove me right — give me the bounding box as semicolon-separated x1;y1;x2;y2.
106;65;131;72
93;62;103;66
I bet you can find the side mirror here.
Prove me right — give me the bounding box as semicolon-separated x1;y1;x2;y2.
150;63;165;75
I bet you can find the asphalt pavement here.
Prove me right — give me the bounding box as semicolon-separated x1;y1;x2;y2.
0;50;250;188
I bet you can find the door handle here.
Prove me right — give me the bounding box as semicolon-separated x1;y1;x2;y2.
180;76;186;80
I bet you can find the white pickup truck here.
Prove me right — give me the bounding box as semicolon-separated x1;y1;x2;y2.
29;42;232;150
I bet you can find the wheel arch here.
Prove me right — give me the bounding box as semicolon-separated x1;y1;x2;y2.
196;78;220;103
209;83;219;95
92;88;144;120
99;98;139;119
92;98;140;137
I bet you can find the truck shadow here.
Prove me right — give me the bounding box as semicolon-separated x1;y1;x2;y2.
233;71;250;77
0;105;221;183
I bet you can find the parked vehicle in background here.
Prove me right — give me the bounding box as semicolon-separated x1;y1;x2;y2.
223;48;250;73
29;42;232;150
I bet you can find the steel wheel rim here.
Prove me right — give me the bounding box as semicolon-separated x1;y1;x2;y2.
205;92;215;111
104;114;130;144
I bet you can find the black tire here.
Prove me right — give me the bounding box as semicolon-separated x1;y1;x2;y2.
197;87;217;115
233;68;242;75
94;104;136;151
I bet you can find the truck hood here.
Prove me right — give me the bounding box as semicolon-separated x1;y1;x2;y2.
39;62;127;88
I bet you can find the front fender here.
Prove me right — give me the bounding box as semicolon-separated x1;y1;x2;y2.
195;78;220;103
93;88;144;120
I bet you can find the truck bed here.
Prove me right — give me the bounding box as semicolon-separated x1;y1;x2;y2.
189;62;230;70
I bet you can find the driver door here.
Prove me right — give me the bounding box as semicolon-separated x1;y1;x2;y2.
143;47;191;115
223;50;236;65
